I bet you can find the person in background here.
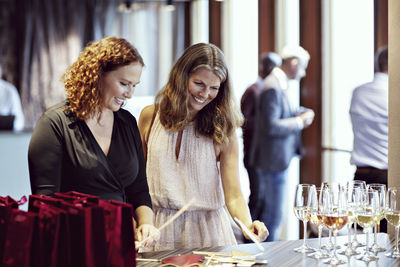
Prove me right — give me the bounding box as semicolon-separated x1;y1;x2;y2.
350;45;388;231
139;43;268;251
241;52;282;222
0;65;24;131
28;36;159;248
249;45;314;241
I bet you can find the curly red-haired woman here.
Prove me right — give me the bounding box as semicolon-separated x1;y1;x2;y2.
28;36;159;248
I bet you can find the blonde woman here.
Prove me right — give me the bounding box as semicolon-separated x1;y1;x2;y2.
139;43;268;251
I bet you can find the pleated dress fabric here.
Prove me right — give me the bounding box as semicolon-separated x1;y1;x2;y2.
146;113;237;251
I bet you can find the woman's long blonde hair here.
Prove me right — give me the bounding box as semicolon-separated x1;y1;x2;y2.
155;43;243;145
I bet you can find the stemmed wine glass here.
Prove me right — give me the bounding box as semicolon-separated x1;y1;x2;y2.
385;187;400;258
307;187;329;259
321;183;348;265
356;188;380;262
293;184;316;253
367;183;386;253
320;182;341;251
339;185;361;256
346;180;367;248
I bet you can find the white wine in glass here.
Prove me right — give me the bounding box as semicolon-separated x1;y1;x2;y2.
293;184;316;253
346;180;367;248
367;183;386;253
385;187;400;258
356;189;380;262
307;188;329;259
321;183;348;265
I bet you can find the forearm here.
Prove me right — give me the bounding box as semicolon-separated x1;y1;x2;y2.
135;205;155;226
226;195;252;227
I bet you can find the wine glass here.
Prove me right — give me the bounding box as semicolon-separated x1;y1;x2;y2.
356;188;380;262
321;183;348;265
346;180;367;248
320;182;341;251
293;184;316;253
307;187;329;259
367;183;386;253
385;187;400;258
339;185;361;256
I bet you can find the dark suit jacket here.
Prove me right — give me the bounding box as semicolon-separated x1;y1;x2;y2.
240;79;263;166
249;70;303;172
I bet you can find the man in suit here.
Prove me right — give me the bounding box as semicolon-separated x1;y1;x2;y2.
249;45;314;241
241;52;282;222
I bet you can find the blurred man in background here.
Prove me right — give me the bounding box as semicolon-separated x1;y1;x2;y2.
249;45;314;241
0;65;24;131
241;52;282;224
350;45;388;186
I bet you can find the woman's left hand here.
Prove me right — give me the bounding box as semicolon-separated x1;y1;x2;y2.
246;220;269;242
135;223;160;248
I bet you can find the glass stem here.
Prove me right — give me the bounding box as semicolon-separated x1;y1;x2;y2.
318;225;322;249
374;224;377;244
366;229;370;254
303;220;307;247
353;222;358;241
347;223;351;246
395;226;399;253
333;230;338;257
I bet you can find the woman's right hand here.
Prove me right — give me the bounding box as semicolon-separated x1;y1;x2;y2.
135;223;160;249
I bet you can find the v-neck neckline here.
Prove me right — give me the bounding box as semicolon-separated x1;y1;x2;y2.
84;113;116;159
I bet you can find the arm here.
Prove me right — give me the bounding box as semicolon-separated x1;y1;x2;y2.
134;205;159;248
28;113;63;195
219;133;269;241
126;111;160;247
138;104;155;159
258;89;304;136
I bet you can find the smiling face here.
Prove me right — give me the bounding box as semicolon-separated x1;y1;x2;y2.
100;62;143;112
187;67;221;118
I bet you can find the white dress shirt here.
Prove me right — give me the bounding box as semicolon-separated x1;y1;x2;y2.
0;79;24;131
350;72;388;169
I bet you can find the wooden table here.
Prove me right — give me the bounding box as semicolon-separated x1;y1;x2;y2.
137;233;400;266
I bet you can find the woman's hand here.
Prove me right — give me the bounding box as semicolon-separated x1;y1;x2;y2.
135;223;160;249
245;220;269;242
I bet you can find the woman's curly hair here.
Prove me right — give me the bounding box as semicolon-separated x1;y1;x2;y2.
62;36;144;120
155;43;243;145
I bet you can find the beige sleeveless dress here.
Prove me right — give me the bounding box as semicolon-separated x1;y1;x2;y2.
146;113;237;251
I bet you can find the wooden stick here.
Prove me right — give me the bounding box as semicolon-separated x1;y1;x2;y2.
136;258;161;262
158;198;195;231
136;198;195;248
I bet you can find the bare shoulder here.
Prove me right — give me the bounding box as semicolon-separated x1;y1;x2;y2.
138;104;155;139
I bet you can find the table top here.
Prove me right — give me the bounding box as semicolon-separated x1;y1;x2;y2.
137;233;400;266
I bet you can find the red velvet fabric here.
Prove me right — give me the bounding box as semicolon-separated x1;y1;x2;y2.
54;193;107;267
1;192;136;267
100;199;135;267
0;196;20;265
29;200;70;267
1;210;37;267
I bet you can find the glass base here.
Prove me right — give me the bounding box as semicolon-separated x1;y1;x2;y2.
324;256;346;266
338;246;359;256
308;249;329;259
344;240;365;248
370;242;386;253
385;251;400;258
356;253;379;262
293;244;314;253
321;243;341;250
